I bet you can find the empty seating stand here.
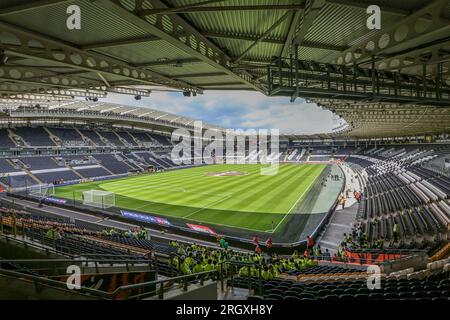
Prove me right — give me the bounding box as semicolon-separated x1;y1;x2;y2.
0;129;16;148
19;156;60;170
75;167;111;178
0;159;20;173
257;276;449;300
117;132;138;146
14;127;55;147
129;131;153;144
93;154;130;174
34;171;80;184
98;131;124;147
49;127;86;146
79;129;106;146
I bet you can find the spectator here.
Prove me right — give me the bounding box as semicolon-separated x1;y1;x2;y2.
219;237;226;248
340;196;346;209
265;237;273;255
393;222;399;243
313;245;322;259
306;235;314;253
45;227;61;240
323;248;331;261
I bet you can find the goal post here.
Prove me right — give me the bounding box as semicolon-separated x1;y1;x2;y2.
27;184;55;198
82;190;115;209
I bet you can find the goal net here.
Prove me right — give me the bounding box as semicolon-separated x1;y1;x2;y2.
82;190;115;209
27;184;55;198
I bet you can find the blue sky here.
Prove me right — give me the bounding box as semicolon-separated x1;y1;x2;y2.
103;90;338;134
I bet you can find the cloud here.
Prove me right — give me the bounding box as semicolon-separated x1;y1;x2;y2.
102;91;336;134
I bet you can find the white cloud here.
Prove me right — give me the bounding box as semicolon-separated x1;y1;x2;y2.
101;90;336;134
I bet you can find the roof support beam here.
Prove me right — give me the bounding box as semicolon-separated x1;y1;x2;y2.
170;72;227;79
203;31;284;44
203;30;347;51
367;41;450;73
293;0;327;46
0;21;201;93
197;81;244;87
139;4;306;15
327;0;411;16
324;0;450;67
139;0;224;15
0;0;71;16
81;36;160;50
0;79;107;98
234;11;292;63
281;11;302;58
135;58;202;67
97;0;266;93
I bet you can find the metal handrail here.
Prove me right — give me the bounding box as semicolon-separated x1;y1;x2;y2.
0;232;76;259
345;248;428;254
0;258;155;264
0;266;217;300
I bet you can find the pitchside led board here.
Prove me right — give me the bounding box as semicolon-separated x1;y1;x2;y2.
186;223;217;235
120;210;171;227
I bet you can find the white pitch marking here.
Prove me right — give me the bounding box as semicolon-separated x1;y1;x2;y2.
182;194;233;219
271;175;318;233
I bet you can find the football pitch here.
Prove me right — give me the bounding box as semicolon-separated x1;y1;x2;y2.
54;163;326;233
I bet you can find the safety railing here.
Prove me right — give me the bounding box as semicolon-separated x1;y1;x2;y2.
0;259;218;300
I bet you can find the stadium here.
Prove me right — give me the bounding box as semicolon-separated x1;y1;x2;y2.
0;0;449;304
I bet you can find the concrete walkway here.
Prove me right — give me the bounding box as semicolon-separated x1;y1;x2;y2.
317;164;362;253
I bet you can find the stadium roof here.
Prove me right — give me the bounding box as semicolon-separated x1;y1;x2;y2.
0;0;449;138
0;100;225;132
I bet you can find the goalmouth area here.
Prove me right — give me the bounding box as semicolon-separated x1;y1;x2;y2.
53;163;342;241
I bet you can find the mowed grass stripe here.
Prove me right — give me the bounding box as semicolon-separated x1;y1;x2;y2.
102;164;259;199
178;167;304;211
251;165;320;213
56;164;274;215
178;164;304;215
107;164;289;210
54;164;326;232
217;164;311;213
58;164;317;215
105;165;260;208
176;164;303;211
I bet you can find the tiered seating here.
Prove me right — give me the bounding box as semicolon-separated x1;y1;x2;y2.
355;147;449;248
48;127;86;146
128;131;153;144
410;165;450;195
256;275;449;300
2;175;37;188
0;158;20;173
79;129;105;146
76;167;113;178
345;156;374;168
149;134;171;146
0;129;16;148
104;235;176;256
93;154;131;174
131;152;164;169
14;127;55;146
19;156;59;170
34;171;80;184
117;131;138;146
98;131;124;147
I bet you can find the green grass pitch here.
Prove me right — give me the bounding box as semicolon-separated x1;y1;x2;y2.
54;163;325;233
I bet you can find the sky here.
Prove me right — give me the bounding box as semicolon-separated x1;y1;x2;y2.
102;90;338;134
